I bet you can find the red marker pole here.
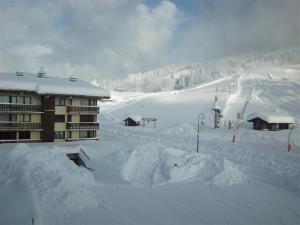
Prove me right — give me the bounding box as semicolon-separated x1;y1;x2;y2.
288;127;294;153
232;135;235;143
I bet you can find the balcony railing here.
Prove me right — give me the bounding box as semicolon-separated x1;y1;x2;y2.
0;104;42;113
66;106;99;114
0;122;42;130
66;122;99;130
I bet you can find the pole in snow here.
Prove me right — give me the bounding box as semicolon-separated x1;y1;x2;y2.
232;121;243;143
288;127;294;153
197;113;205;153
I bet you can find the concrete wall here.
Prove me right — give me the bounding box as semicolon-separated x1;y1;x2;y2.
54;122;66;131
31;131;41;140
55;106;66;115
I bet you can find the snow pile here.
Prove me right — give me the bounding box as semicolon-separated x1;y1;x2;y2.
1;144;99;218
122;143;171;186
213;159;245;186
122;143;245;187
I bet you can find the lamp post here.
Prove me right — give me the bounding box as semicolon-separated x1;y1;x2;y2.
197;113;205;153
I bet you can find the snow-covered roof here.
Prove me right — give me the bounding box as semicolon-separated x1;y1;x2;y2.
123;115;142;122
0;72;110;98
246;113;294;124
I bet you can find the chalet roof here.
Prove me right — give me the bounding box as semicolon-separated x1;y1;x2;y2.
246;113;294;124
123;115;142;122
142;117;157;121
0;72;110;98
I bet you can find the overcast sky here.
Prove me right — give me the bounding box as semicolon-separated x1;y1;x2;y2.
1;0;300;80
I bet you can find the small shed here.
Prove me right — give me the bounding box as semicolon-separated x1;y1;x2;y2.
247;113;294;131
123;115;142;126
142;117;157;128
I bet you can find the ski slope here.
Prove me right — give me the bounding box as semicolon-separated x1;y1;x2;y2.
1;65;300;225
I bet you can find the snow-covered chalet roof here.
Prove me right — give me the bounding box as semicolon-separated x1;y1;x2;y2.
0;72;110;98
246;113;294;124
123;115;142;122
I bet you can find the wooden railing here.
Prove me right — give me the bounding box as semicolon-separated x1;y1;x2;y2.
66;106;99;114
0;104;42;112
0;122;42;130
66;122;99;130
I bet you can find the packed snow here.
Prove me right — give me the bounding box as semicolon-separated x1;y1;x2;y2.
1;64;300;225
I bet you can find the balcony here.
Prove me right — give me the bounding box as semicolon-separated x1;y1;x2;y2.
0;104;42;113
0;122;42;130
66;106;99;114
66;122;99;130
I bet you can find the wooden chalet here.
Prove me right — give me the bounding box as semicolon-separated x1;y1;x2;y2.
123;115;142;126
247;113;294;131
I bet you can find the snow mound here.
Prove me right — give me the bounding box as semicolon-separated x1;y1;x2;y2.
122;143;245;187
122;143;172;186
213;159;245;186
3;144;99;218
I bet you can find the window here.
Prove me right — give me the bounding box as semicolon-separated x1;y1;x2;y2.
55;115;65;122
0;114;17;122
80;98;97;106
0;131;16;140
67;98;72;106
55;97;66;106
55;131;65;139
67;131;72;139
80;115;95;122
80;99;89;106
80;131;88;138
80;130;95;138
19;96;31;104
19;131;30;139
67;115;72;122
9;114;17;122
0;96;17;103
9;96;17;104
19;114;31;122
0;96;9;103
89;99;96;106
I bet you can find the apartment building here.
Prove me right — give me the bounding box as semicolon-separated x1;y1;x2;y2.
0;72;110;143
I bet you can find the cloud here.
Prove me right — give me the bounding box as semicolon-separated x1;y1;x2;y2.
174;0;300;61
0;0;299;80
0;0;178;79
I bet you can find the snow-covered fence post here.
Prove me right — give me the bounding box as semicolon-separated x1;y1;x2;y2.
196;113;205;153
288;127;294;153
32;218;34;225
232;121;243;143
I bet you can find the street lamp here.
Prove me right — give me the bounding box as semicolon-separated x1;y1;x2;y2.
197;112;205;153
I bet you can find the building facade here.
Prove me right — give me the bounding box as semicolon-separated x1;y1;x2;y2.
0;72;110;143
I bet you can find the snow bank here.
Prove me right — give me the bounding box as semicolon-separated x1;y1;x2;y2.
122;143;245;187
2;144;99;219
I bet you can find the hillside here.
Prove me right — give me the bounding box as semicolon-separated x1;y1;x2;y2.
93;48;300;92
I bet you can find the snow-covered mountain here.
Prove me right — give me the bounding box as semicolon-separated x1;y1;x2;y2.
93;48;300;92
